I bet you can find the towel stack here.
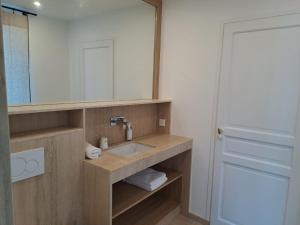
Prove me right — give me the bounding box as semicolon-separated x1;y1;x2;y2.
85;143;102;159
124;168;168;191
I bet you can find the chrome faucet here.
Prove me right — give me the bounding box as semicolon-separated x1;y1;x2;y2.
110;116;133;141
110;116;128;127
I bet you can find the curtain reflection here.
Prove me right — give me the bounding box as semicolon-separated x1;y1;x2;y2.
2;10;30;105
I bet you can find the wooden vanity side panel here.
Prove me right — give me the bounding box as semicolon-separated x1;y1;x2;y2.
158;150;192;216
85;104;159;147
83;162;112;225
10;130;85;225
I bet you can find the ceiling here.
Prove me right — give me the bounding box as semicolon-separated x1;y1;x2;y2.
2;0;148;20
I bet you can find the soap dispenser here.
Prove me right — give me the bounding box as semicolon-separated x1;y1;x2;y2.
126;123;133;141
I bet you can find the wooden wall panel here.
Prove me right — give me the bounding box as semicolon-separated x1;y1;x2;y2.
157;103;171;134
10;130;85;225
85;104;159;147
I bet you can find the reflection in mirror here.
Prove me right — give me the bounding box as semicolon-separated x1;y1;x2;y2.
2;0;155;105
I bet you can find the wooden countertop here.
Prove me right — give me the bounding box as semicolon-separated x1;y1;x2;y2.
84;134;193;183
8;99;171;115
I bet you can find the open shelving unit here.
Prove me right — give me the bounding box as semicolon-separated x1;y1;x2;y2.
112;167;182;225
9;109;84;142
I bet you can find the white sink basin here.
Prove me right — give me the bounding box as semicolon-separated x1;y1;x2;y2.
107;143;154;157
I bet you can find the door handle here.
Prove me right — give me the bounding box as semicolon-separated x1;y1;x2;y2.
217;128;224;139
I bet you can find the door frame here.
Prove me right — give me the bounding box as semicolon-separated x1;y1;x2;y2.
208;10;300;223
0;7;14;225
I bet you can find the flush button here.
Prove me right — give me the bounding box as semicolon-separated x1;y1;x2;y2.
11;147;44;183
11;157;26;178
26;160;39;173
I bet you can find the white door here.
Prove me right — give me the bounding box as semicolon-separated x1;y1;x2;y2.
81;40;113;101
211;13;300;225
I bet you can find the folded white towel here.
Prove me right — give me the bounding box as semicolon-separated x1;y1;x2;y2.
124;168;168;191
130;176;168;191
86;143;102;159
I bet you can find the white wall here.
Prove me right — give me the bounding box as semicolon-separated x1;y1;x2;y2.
29;16;70;103
160;0;300;220
68;5;155;101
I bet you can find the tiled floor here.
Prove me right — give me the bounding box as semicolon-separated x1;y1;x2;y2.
169;215;204;225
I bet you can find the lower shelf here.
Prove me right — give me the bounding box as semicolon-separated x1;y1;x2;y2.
112;195;180;225
112;167;182;218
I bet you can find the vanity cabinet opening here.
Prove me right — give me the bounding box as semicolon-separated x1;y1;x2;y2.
112;167;182;225
9;109;84;141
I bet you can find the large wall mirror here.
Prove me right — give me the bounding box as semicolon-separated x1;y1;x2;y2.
1;0;161;106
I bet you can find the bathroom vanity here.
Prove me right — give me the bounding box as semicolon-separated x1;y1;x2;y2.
8;100;192;225
84;134;192;225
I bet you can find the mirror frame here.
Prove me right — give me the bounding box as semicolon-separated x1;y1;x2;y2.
143;0;162;99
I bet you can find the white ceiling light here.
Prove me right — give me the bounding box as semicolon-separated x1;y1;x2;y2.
33;1;41;7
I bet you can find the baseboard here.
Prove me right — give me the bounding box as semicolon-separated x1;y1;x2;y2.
187;212;210;225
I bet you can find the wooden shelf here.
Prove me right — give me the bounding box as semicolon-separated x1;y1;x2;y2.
8;99;171;115
10;127;83;142
112;195;180;225
112;168;182;219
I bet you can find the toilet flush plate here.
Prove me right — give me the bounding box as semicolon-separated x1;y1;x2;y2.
10;147;45;183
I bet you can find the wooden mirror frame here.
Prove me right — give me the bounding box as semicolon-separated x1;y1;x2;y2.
143;0;162;99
